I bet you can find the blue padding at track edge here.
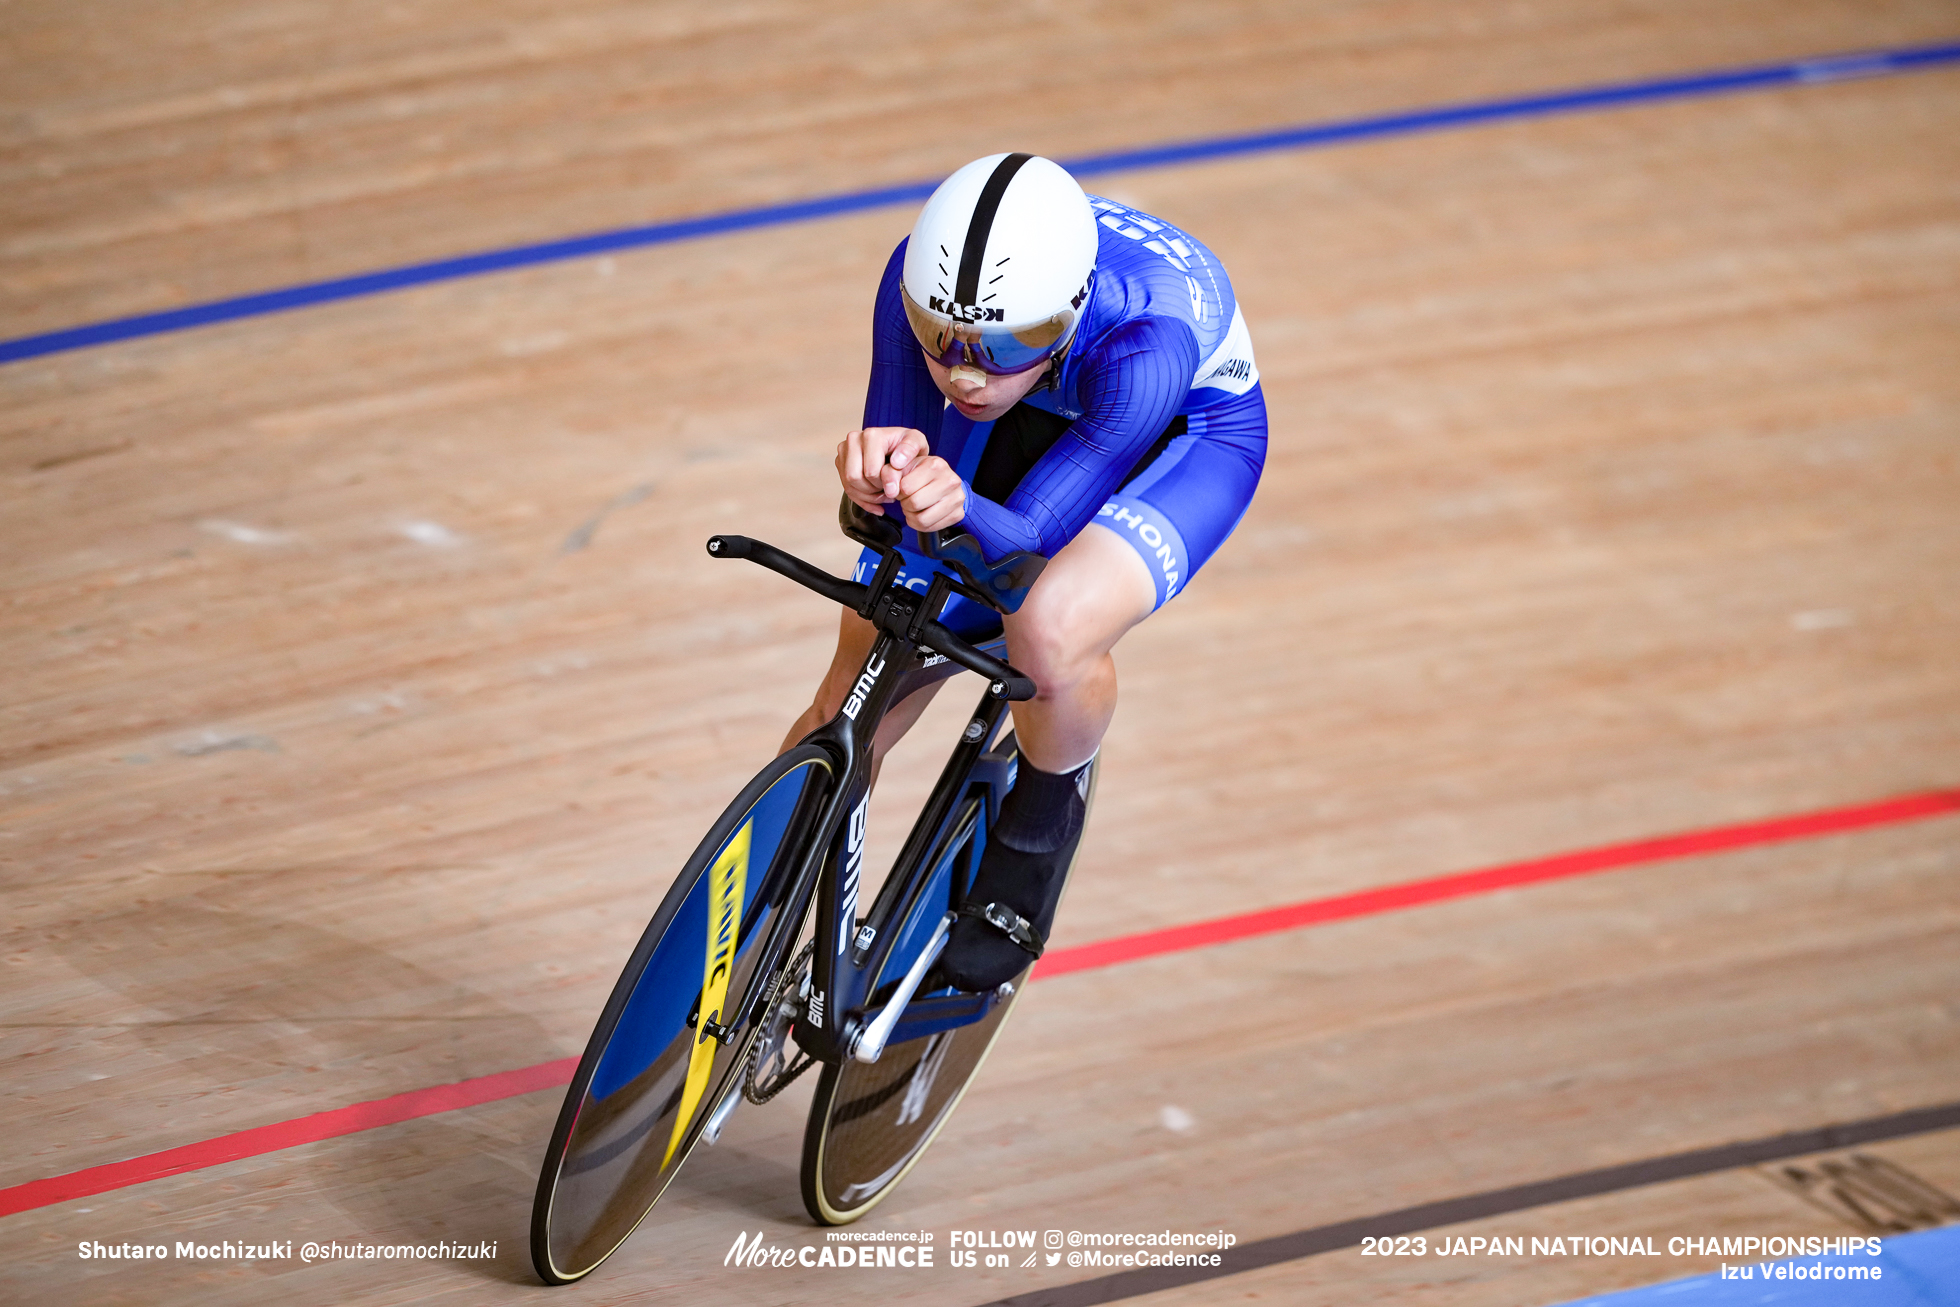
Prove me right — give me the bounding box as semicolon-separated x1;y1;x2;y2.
1550;1223;1960;1307
4;40;1957;365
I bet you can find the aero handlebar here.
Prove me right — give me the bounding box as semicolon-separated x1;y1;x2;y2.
705;535;1038;701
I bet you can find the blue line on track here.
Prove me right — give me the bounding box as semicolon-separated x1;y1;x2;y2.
5;39;1958;366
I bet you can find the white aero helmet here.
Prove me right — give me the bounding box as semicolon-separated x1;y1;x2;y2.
900;153;1098;375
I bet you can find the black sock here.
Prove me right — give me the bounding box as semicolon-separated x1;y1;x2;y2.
992;758;1091;854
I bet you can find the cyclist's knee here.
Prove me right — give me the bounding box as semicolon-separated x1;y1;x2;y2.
1005;593;1104;698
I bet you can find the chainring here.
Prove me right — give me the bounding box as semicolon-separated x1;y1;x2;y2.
745;940;818;1104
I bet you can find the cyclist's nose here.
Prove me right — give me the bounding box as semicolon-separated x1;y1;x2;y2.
948;365;988;395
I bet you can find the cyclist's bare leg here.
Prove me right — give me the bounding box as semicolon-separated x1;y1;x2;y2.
781;608;946;787
999;523;1156;772
938;524;1154;990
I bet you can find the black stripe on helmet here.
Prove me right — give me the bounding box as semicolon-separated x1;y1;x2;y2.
955;152;1033;307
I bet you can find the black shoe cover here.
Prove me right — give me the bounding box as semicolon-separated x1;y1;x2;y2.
939;821;1083;993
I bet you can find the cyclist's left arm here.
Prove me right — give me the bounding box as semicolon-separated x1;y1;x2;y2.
959;317;1200;558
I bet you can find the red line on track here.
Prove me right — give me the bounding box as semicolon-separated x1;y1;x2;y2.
0;1058;577;1220
1033;786;1960;978
5;786;1955;1220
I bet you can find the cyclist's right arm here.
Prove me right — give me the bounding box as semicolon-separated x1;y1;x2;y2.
862;240;944;442
845;241;965;531
836;426;964;533
836;426;924;510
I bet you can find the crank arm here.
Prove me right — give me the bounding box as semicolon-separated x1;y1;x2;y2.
849;913;954;1064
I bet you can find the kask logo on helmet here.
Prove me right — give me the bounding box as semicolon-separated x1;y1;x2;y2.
902;153;1099;370
926;296;1006;324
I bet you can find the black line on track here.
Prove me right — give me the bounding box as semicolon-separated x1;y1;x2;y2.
967;1099;1960;1307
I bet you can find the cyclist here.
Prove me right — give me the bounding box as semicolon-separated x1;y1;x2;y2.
782;152;1265;992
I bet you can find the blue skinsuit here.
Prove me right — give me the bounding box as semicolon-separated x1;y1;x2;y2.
856;196;1267;633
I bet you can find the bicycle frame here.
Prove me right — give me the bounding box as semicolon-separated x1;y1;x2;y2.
705;532;1038;1070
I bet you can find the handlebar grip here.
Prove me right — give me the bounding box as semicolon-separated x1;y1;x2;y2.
709;531;1037;698
707;534;868;613
916;618;1039;701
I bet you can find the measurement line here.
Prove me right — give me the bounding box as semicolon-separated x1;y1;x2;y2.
1;784;1954;1219
4;40;1956;365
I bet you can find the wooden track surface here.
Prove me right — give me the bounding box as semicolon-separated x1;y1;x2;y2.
4;2;1958;1303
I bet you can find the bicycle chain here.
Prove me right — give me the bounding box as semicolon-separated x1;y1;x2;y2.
743;940;817;1105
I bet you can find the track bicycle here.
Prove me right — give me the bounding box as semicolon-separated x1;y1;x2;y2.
529;501;1097;1285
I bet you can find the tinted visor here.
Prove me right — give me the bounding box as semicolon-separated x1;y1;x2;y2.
900;281;1079;376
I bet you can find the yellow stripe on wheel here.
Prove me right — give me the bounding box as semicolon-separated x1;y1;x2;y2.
662;821;749;1167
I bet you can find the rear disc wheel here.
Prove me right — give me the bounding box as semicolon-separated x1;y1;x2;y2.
800;755;1096;1224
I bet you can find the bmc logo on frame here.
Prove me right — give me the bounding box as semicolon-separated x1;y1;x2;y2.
841;654;886;720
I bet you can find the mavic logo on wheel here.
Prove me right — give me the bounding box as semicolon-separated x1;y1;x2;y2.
708;866;743;990
841;654;887;721
662;821;749;1168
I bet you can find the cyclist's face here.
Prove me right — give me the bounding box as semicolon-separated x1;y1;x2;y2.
922;352;1049;423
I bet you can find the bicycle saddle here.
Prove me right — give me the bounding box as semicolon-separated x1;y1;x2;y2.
838;497;1048;615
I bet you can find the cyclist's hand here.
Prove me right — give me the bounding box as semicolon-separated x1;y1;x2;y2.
894;455;965;533
837;427;930;512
